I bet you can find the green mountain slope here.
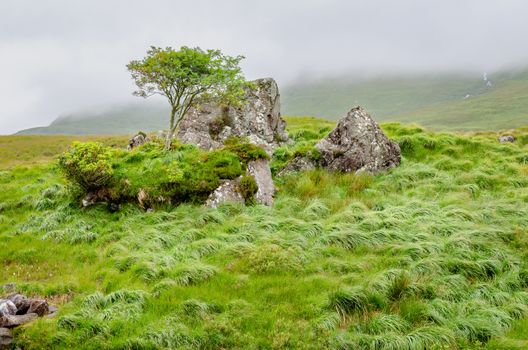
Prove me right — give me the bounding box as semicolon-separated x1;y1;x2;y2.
16;69;528;135
282;69;528;130
17;105;168;135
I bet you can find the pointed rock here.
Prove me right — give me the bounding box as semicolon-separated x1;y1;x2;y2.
316;106;400;173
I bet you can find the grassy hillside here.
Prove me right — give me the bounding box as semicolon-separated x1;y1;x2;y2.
282;69;528;131
16;105;168;135
16;69;528;135
1;118;528;349
0;135;128;169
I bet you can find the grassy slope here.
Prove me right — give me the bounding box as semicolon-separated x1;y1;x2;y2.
282;70;528;130
16;105;168;136
0;135;129;169
1;120;528;349
392;71;528;131
16;69;528;136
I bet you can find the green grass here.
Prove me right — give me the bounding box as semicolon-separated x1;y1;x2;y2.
1;118;528;349
0;135;128;169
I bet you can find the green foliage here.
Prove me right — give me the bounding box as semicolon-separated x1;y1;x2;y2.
58;142;114;192
238;175;258;203
127;46;247;148
223;137;269;164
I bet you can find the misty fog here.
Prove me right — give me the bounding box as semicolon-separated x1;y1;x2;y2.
1;0;528;134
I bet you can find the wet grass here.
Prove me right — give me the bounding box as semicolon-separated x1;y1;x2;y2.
1;118;528;349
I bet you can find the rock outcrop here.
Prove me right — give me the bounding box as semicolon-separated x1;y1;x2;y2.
206;159;276;208
205;178;245;208
0;292;58;348
178;78;289;154
127;132;148;150
247;159;274;206
0;293;57;328
315;106;400;173
498;135;516;143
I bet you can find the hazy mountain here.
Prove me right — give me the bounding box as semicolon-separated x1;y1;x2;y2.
16;69;528;135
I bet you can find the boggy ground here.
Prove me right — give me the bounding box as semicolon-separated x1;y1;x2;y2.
1;117;528;349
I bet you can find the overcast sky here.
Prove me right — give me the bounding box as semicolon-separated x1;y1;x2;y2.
1;0;527;134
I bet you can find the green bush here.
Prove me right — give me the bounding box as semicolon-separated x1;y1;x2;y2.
58;142;114;192
238;175;258;203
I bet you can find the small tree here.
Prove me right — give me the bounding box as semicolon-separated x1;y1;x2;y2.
127;46;247;150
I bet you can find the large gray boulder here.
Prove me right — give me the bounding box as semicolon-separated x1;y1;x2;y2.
316;106;400;173
178;78;288;154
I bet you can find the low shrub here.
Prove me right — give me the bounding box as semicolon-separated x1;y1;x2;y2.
238;175;258;203
58;142;114;192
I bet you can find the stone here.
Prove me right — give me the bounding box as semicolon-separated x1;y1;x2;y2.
0;313;38;328
0;301;16;317
498;135;516;143
178;78;289;154
27;299;48;317
6;295;29;315
277;156;317;177
137;189;149;209
205;178;245;208
82;192;98;208
0;328;12;348
316;106;401;173
247;159;275;206
127;132;147;150
46;305;59;319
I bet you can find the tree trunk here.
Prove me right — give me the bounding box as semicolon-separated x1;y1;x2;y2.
165;107;177;150
165;130;173;150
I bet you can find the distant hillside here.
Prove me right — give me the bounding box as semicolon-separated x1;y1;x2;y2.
282;69;528;131
16;69;528;135
17;105;168;135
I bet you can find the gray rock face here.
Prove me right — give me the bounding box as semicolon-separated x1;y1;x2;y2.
205;178;245;208
0;301;16;317
178;78;289;154
498;135;516;143
316;106;401;173
206;159;276;208
0;328;12;348
247;159;275;206
0;313;38;328
28;299;49;317
127;133;147;150
6;294;29;315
